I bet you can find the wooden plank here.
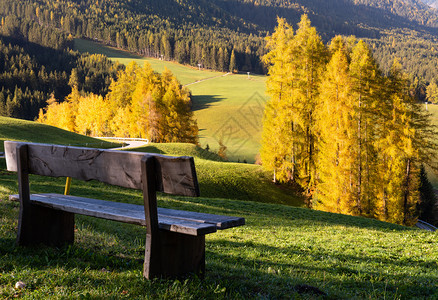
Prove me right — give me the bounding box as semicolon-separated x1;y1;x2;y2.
10;194;216;236
9;194;245;230
4;141;199;197
157;208;245;229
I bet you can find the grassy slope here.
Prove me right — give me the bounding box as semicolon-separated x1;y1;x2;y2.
0;165;437;298
74;39;224;86
73;39;266;162
0;109;437;298
131;143;303;206
0;116;119;152
189;73;266;163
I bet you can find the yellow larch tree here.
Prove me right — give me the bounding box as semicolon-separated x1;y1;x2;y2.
314;40;355;214
260;17;296;183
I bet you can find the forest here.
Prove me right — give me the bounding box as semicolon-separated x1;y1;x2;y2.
261;16;437;226
3;0;438;86
38;62;199;144
0;18;123;120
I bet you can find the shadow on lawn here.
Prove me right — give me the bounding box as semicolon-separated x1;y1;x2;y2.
165;196;414;233
191;95;224;111
207;239;437;298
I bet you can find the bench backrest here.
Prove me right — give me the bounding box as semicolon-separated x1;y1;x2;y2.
4;141;200;197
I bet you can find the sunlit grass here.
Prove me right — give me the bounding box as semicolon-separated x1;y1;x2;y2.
0;163;437;298
130;143;303;206
0;116;120;152
73;39;267;162
0;118;437;298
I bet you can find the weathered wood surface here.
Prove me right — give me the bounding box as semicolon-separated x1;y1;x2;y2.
153;231;205;278
158;207;245;229
141;155;161;278
10;194;217;236
9;194;245;230
15;144;75;246
5;141;245;279
5;141;199;197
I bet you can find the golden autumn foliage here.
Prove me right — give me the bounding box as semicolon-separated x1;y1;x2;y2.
38;62;198;144
262;16;437;225
261;15;327;191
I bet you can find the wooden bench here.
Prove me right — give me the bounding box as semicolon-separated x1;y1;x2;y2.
4;141;245;279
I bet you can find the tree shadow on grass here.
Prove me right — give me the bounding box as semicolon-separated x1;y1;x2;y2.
207;239;438;299
162;196;415;233
191;95;224;111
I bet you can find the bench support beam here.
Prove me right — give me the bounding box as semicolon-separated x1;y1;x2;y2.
142;155;205;279
17;205;75;247
16;144;74;246
144;231;205;279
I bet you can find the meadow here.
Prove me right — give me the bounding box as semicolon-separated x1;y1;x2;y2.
73;39;266;163
0;117;120;152
0;118;437;298
1;120;438;298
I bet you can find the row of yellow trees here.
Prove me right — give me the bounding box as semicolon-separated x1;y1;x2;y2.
38;62;199;144
261;15;437;225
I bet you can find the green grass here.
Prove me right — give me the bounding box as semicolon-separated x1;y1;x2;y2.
73;39;267;162
190;73;266;163
0;117;120;152
0;115;437;299
132;143;303;206
73;39;224;86
0;160;437;298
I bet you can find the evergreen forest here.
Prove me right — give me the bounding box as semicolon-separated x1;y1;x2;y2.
0;31;123;120
3;0;438;88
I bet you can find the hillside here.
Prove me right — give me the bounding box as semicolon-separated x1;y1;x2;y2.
131;143;303;206
0;34;123;120
74;38;266;162
0;116;120;151
0;117;437;298
0;116;302;206
3;0;438;82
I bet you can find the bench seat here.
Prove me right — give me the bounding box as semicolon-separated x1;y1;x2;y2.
9;194;244;236
5;141;246;279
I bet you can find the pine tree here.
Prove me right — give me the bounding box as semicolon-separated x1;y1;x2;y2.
348;40;382;216
426;81;438;104
375;60;435;225
75;93;111;136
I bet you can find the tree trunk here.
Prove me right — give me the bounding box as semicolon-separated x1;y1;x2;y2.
403;158;411;225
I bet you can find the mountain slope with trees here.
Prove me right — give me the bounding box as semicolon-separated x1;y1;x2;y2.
2;0;438;85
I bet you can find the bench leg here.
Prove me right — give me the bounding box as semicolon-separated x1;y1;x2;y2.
17;204;75;247
144;231;205;279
